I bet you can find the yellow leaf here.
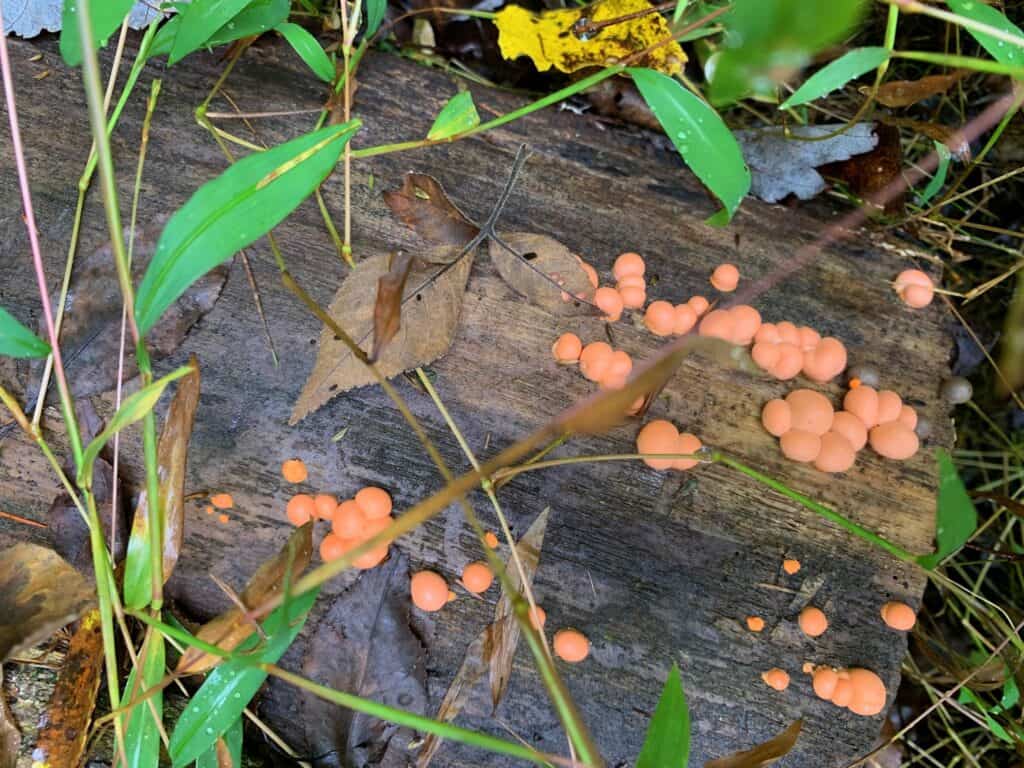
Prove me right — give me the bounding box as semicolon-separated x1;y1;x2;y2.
494;0;685;76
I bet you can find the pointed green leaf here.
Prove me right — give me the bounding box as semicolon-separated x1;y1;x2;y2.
195;716;243;768
59;0;135;66
917;449;978;569
77;365;194;489
123;631;165;768
169;0;253;65
168;587;319;767
947;0;1024;67
629;68;750;225
135;122;360;335
150;0;290;60
1002;676;1020;710
427;91;480;140
636;663;689;768
276;22;336;82
780;47;889;109
366;0;387;38
672;0;690;26
0;307;50;359
918;141;952;205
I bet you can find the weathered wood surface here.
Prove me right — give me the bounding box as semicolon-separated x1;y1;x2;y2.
0;32;953;767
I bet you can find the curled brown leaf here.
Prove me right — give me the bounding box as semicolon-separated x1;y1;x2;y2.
383;174;480;263
371;252;415;362
704;719;803;768
871;70;967;108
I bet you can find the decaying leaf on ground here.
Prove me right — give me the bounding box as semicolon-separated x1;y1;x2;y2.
176;522;313;675
0;544;95;662
704;719;803;768
877;115;972;160
123;356;201;609
417;509;549;768
383;173;480;264
821;123;905;214
870;70;967;108
371;252;416;361
31;610;104;768
490;233;594;315
262;551;427;767
0;667;19;768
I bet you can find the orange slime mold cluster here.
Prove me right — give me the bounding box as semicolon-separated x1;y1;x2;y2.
298;485;395;570
636;420;703;471
811;666;888;716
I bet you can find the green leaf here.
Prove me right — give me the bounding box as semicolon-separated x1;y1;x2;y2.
1001;675;1020;710
365;0;387;38
0;307;50;359
916;449;978;569
150;0;290;60
135;122;360;335
636;663;689;768
710;0;870;105
276;22;336;82
168;587;319;767
59;0;135;66
918;141;952;205
77;365;194;489
629;68;750;225
195;716;243;768
947;0;1024;67
169;0;254;65
123;631;165;768
780;47;889;109
672;0;690;26
427;92;480;140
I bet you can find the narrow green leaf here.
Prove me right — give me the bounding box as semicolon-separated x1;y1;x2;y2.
168;587;319;767
780;47;889;109
918;141;952;205
169;0;254;65
947;0;1024;67
123;631;165;768
276;22;335;82
150;0;290;60
427;92;481;140
77;365;194;489
0;307;50;359
916;449;978;569
1001;675;1019;710
629;68;750;225
365;0;387;38
195;716;243;768
135;122;360;335
59;0;135;66
636;663;689;768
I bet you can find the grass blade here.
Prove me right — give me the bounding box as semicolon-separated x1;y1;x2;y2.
0;306;50;358
427;91;480;140
276;22;335;82
917;141;951;204
636;663;689;768
59;0;134;66
150;0;290;60
122;631;165;768
916;449;978;569
365;0;387;37
780;47;890;109
946;0;1024;67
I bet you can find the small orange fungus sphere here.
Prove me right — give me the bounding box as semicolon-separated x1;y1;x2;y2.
333;500;366;538
594;287;624;322
897;405;918;431
484;531;499;549
353;544;389;570
314;494;337;520
786;390;834;436
356;487;393;519
813;667;839;700
831;676;854;708
845;386;880;428
411;571;449;612
755;324;779;344
553;629;590;662
869;422;919;460
618;285;647;309
579;341;613;382
830;411;868;452
644;301;676;336
761;399;792;437
529;605;547;630
608;350;633;378
688;295;709;316
772;343;804;380
782;558;801;574
894;269;934;308
673;303;697;335
710;263;740;292
613;252;645;280
205;505;214;515
281;458;308;484
746;616;765;632
780;430;821;463
320;533;352;562
814;432;856;473
752;341;781;372
798;606;828;637
803;337;848;382
672;432;702;471
210;493;234;509
881;601;917;631
876;390;903;424
798;326;821;351
286;494;316;526
447;590;457;603
636;420;680;470
552;333;583;363
761;668;790;691
776;322;800;346
218;513;229;524
847;669;888;716
729;305;762;345
462;561;494;594
698;309;735;341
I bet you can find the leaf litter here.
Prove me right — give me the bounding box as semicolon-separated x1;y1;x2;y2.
704;718;803;768
490;233;594;315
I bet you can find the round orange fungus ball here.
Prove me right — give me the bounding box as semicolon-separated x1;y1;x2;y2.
746;616;765;632
881;601;917;631
894;269;934;308
333;500;366;538
710;263;740;292
320;533;353;562
552;333;583;363
462;561;494;594
814;431;856;473
411;570;449;612
484;531;499;549
812;667;839;700
830;411;868;451
579;341;613;382
594;287;624;322
287;494;316;526
644;301;676;336
869;421;919;460
782;558;801;575
785;389;834;436
314;494;337;520
281;458;308;484
356;487;393;519
553;629;590;663
673;304;697;335
210;493;234;509
798;606;828;637
613;252;645;280
528;605;547;630
688;295;709;316
847;668;888;716
780;430;821;463
761;668;790;691
636;420;679;470
698;309;735;342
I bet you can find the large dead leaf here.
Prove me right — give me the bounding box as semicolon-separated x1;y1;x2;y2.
383;173;479;263
0;544;95;662
490;233;594;315
704;719;803;768
495;0;685;75
123;356;201;609
371;252;415;361
872;71;967;108
263;551;427;767
176;522;313;674
417;510;549;768
48;455;125;577
0;667;19;768
29;225;226;399
291;253;474;423
32;609;104;768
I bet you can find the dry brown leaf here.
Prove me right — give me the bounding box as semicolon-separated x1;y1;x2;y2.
878;116;971;160
0;667;19;768
871;71;966;108
383;173;479;263
0;544;95;662
177;522;313;674
32;609;104;768
490;233;594;315
290;253;474;423
417;509;549;768
704;719;803;768
371;252;415;361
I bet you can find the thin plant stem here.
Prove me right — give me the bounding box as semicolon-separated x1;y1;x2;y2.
893;50;1024;77
883;0;1024;52
339;0;355;264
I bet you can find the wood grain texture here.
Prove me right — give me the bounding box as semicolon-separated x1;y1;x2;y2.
0;33;954;767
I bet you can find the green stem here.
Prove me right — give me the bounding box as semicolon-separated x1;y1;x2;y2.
892;50;1024;77
884;0;1024;52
